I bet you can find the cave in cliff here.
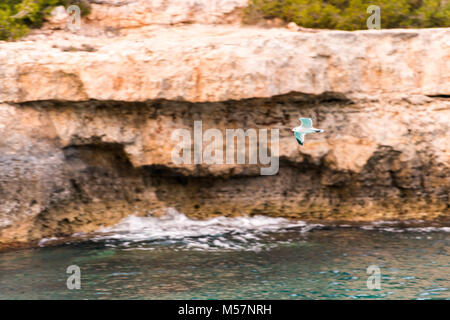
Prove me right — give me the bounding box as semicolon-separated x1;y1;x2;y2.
0;0;449;303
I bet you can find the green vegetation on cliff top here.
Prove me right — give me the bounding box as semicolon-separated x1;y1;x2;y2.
0;0;90;40
0;0;449;41
245;0;450;30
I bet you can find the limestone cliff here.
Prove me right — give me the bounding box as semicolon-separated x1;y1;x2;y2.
0;1;449;247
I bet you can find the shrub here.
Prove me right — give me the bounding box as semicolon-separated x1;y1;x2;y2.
0;0;91;41
244;0;450;30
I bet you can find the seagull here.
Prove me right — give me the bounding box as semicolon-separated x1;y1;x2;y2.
292;118;324;146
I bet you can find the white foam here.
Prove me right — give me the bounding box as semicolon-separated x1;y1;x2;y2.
92;208;314;251
38;237;59;246
69;209;450;251
405;227;450;233
361;223;450;233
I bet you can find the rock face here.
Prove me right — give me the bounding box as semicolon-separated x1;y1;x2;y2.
0;2;449;247
86;0;248;27
1;26;449;103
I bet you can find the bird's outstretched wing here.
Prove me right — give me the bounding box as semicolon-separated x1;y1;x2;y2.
294;131;305;146
299;118;313;128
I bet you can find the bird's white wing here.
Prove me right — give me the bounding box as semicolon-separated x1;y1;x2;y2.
299;118;313;128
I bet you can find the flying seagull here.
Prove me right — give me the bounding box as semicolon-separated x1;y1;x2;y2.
292;118;324;146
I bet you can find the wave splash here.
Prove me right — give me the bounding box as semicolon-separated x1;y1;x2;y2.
92;208;317;251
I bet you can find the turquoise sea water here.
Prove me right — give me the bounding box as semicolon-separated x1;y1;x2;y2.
0;212;448;300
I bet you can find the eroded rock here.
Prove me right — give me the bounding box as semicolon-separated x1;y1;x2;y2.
0;96;448;246
0;2;449;248
0;27;448;103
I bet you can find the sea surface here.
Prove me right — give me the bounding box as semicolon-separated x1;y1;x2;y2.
0;209;449;299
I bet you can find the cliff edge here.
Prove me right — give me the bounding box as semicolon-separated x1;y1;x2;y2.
0;0;449;247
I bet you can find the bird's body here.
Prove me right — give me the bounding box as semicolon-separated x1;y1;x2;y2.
292;118;324;146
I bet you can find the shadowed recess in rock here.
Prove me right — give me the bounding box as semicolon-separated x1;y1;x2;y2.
0;93;448;247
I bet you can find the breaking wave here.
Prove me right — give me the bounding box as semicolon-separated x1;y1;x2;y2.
38;209;449;251
91;208;318;251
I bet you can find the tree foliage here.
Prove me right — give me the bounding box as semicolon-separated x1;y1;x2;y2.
0;0;90;40
244;0;450;30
